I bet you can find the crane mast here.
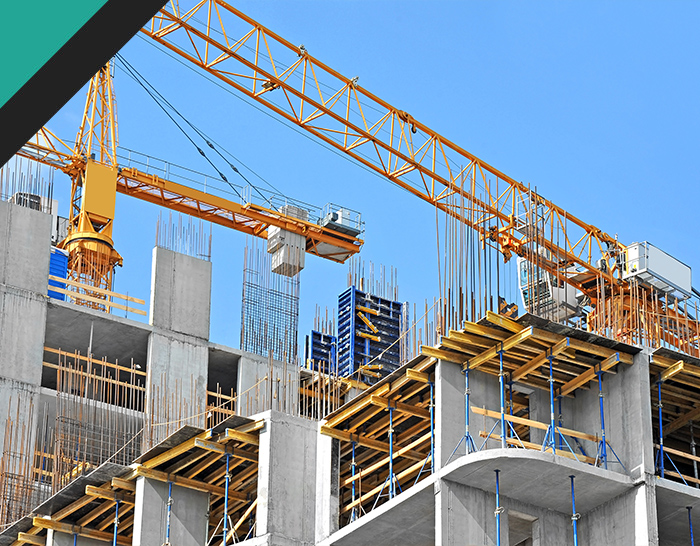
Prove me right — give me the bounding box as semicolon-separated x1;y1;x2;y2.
16;64;364;305
61;64;123;301
136;0;697;354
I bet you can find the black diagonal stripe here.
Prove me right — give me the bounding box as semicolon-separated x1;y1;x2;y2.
0;0;166;166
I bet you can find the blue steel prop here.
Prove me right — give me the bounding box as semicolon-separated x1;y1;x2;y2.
691;422;699;487
446;363;477;464
655;378;687;483
479;349;524;451
593;370;626;471
372;405;402;510
570;475;580;546
165;481;173;546
689;506;695;546
494;469;503;546
112;500;120;546
541;354;579;461
223;453;231;544
350;441;358;522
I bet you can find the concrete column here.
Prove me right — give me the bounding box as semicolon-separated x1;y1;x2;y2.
0;201;51;455
149;246;211;339
434;479;499;546
145;332;208;446
257;410;318;545
315;428;340;542
131;476;209;546
435;359;467;469
579;477;659;545
435;360;502;469
608;349;655;478
145;247;212;447
235;352;295;417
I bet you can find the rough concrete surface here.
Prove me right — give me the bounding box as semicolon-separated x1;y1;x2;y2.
149;247;211;339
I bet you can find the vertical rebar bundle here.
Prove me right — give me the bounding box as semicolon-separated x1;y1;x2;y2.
155;211;213;261
240;238;300;364
0;156;55;214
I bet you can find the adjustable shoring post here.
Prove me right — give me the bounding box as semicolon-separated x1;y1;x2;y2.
73;534;77;546
498;347;506;449
429;380;435;474
388;405;396;499
164;481;173;546
464;363;476;453
113;499;120;546
350;441;358;522
570;476;580;546
543;352;556;454
689;506;695;546
691;421;699;487
597;367;608;469
494;469;503;546
557;395;563;450
657;380;665;478
508;379;514;440
222;453;231;545
446;364;476;464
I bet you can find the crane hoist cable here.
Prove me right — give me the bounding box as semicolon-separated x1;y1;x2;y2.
115;52;275;206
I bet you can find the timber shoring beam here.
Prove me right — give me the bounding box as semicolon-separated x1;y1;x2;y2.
32;517;131;546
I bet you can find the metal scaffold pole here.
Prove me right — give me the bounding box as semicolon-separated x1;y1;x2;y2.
223;453;231;545
494;469;503;546
689;506;695;546
597;368;608;469
350;441;358;522
543;353;557;454
447;363;477;464
388;406;396;498
112;499;121;546
430;379;435;473
164;481;173;546
498;349;507;449
691;422;699;487
570;476;579;546
658;380;665;478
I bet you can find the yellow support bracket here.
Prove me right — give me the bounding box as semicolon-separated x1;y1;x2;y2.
356;305;379;316
356;311;379;333
357;331;380;342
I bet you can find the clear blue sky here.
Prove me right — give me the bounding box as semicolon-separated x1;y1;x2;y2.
41;1;700;351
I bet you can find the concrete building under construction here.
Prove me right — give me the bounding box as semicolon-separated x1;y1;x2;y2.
2;3;700;546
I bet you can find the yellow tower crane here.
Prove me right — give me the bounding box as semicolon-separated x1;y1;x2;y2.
17;1;700;355
122;0;695;355
19;62;364;305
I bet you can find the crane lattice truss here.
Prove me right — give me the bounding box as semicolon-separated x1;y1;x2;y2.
17;0;700;355
136;0;698;355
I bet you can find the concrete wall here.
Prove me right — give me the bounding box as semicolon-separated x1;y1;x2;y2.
580;480;659;546
435;359;502;468
236;352;295;417
145;247;212;446
131;477;209;546
315;429;340;542
0;201;51;455
435;478;572;546
257;410;318;545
